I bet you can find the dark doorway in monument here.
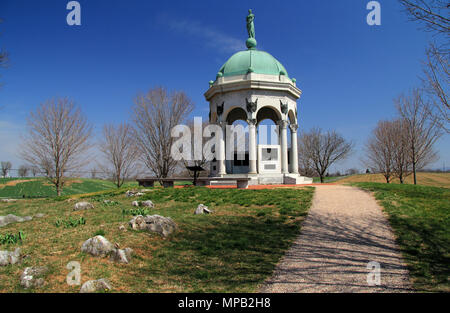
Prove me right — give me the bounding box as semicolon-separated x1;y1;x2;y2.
225;107;250;174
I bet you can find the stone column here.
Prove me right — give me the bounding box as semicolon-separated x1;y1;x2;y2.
217;122;227;175
247;119;257;174
289;124;299;174
278;120;289;174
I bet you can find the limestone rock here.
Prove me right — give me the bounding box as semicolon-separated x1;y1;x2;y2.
128;215;145;230
0;214;33;227
20;266;48;289
126;190;144;197
109;248;133;264
1;199;17;203
194;204;211;215
131;201;139;207
145;215;177;237
34;213;45;218
81;236;114;257
0;248;21;266
80;278;112;293
141;200;154;208
73;201;94;211
118;224;126;231
129;215;177;237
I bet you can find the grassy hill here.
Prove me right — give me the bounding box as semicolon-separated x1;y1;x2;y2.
0;178;138;199
0;186;314;292
334;172;450;188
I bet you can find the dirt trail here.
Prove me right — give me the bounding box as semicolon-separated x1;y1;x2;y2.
260;185;412;293
0;179;37;189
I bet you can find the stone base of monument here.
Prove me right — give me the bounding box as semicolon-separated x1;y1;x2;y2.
210;174;312;186
283;174;313;185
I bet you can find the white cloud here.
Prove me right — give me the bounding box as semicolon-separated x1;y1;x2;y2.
159;15;245;54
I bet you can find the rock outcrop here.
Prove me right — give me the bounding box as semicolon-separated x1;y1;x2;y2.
73;201;94;211
80;278;112;293
20;266;49;289
126;190;144;197
0;199;17;203
81;236;133;263
129;215;177;237
0;248;21;266
109;248;134;264
131;200;154;208
0;214;32;228
81;236;114;257
194;204;211;215
141;200;154;208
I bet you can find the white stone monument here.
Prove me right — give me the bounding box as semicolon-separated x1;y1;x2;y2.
204;10;313;185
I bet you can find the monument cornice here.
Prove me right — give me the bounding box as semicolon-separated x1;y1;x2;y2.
204;79;302;101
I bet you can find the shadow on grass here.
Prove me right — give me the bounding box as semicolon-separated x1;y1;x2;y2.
137;214;303;292
354;182;450;292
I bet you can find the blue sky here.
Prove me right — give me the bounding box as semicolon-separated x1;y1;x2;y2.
0;0;448;173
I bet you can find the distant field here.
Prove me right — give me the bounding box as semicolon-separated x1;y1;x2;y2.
335;173;450;188
0;178;138;198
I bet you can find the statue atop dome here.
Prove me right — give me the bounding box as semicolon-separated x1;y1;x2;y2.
246;9;257;49
246;9;255;39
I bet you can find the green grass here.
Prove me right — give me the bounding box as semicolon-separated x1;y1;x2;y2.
0;230;26;245
0;186;314;292
0;178;138;199
354;183;450;292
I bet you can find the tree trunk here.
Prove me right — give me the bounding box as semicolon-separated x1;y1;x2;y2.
413;161;417;185
320;175;324;183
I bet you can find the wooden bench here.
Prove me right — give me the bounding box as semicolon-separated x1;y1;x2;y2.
136;177;251;189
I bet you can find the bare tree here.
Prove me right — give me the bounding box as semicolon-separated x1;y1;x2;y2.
422;43;449;132
180;119;211;185
99;123;138;188
346;168;360;176
391;119;413;183
90;168;97;179
20;98;92;196
30;165;39;177
132;87;194;180
398;0;450;35
395;89;442;184
364;120;397;183
18;165;29;178
365;119;415;183
298;153;316;177
1;161;12;177
298;128;353;183
398;1;449;132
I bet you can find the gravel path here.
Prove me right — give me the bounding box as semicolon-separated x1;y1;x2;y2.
260;185;412;293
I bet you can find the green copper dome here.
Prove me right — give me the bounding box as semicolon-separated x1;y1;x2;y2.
217;49;289;78
212;10;291;81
